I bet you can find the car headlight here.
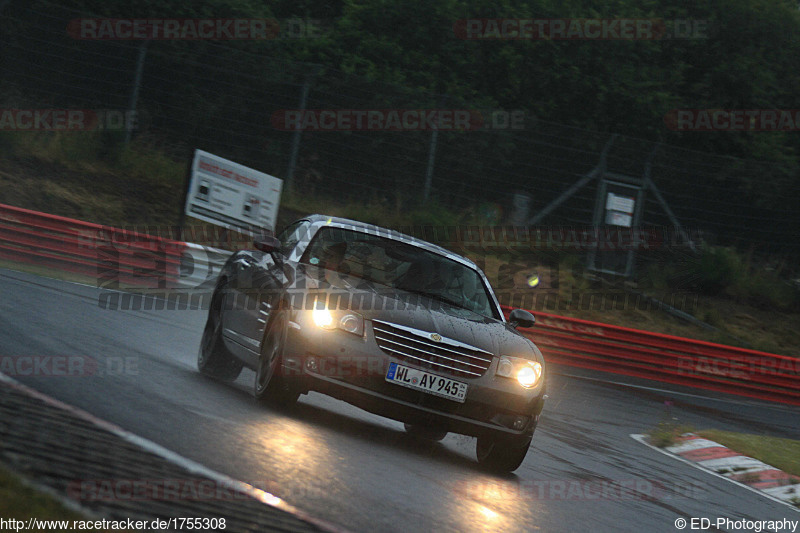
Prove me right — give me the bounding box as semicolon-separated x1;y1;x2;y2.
312;307;364;336
312;308;335;329
496;356;543;388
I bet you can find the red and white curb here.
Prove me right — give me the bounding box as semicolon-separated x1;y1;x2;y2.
632;433;800;512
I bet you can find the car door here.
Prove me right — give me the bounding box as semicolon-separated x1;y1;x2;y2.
220;248;271;354
226;220;312;351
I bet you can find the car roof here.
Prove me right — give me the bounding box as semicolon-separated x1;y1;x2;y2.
302;214;477;269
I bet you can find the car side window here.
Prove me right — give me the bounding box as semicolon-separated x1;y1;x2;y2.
276;220;310;256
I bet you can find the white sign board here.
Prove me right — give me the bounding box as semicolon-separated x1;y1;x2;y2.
606;192;635;214
606;211;633;227
185;150;282;233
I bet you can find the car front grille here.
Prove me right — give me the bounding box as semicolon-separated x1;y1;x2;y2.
372;320;494;378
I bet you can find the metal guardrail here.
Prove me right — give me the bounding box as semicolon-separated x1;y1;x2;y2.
177;242;231;289
2;203;796;406
0;203;185;287
503;306;800;407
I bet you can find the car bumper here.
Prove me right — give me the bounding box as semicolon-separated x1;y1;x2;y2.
280;311;546;438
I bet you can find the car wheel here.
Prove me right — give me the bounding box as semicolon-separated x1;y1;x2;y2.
403;423;447;442
198;284;243;381
254;309;299;407
475;433;532;473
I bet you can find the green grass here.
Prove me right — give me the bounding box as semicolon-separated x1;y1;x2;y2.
696;429;800;479
0;464;87;523
279;189;477;229
641;245;800;312
648;424;800;489
647;421;696;448
0;131;184;187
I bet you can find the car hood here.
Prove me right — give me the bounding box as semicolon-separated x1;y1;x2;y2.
366;305;540;361
298;267;542;361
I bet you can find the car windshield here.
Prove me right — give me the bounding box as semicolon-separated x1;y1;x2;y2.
300;226;498;319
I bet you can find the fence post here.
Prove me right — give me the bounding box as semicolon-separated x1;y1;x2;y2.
285;66;319;194
125;39;149;145
422;94;448;203
528;134;617;225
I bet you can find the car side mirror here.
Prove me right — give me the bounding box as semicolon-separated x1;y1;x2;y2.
254;236;281;253
508;308;535;329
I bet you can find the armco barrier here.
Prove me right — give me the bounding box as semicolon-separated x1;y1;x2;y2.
177;242;232;289
2;203;797;406
0;203;185;287
502;306;800;406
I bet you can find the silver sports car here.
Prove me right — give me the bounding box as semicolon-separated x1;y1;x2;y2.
198;214;546;472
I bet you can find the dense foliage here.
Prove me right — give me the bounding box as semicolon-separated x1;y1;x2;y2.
2;0;799;257
41;0;800;159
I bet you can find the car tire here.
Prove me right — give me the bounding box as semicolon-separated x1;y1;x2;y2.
254;309;300;408
403;423;447;442
475;433;532;473
198;284;243;381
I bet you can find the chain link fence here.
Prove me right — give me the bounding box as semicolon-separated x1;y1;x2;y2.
1;1;798;263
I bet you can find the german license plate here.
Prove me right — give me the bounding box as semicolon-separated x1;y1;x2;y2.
385;362;468;403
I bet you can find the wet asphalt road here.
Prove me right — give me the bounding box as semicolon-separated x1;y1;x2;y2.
0;268;797;532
